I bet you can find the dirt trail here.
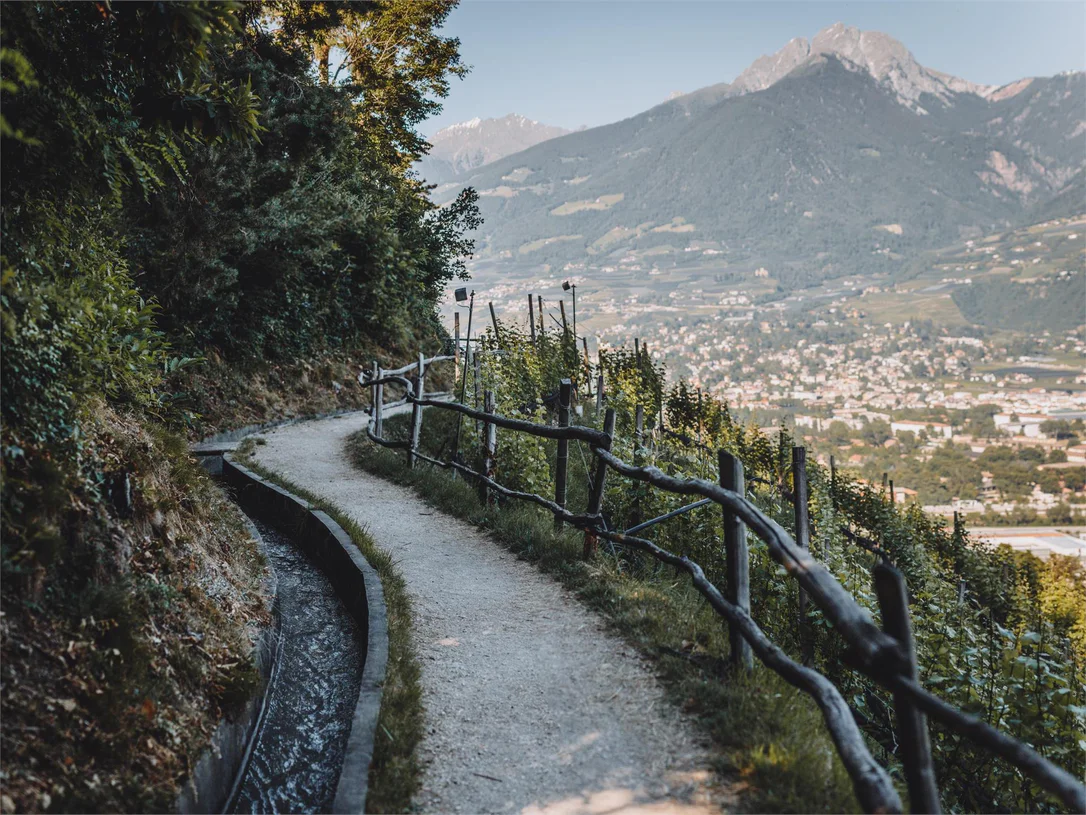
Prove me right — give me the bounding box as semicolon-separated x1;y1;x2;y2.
251;410;726;814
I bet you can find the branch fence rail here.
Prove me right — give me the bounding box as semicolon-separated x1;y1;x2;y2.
358;353;1085;815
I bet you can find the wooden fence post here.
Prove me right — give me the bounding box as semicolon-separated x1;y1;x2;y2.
374;366;384;438
793;446;814;665
631;405;645;531
529;294;536;345
479;389;496;505
719;450;753;671
554;378;571;530
409;351;425;469
874;563;941;815
370;360;379;417
595;373;604;414
537;295;545;339
559;299;569;338
583;408;616;560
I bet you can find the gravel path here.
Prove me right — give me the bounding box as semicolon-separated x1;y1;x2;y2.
251;410;726;815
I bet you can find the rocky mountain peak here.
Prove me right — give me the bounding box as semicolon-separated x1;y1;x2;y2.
731;22;996;113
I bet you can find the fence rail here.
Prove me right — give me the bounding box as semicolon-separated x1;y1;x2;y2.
360;360;1086;815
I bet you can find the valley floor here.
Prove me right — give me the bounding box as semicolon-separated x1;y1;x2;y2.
250;410;726;814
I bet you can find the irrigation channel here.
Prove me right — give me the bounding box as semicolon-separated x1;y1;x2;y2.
227;516;365;813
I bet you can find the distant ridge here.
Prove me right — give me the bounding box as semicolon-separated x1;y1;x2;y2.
437;22;1084;291
417;114;569;183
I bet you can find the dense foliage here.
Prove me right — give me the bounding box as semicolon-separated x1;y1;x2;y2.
455;324;1085;813
2;0;477;588
1;2;476;809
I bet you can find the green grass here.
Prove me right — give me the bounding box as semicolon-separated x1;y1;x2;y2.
345;411;863;813
230;446;423;815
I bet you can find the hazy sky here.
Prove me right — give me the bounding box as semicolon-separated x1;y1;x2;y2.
424;0;1086;136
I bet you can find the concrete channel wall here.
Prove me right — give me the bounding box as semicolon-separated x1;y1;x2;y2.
178;433;388;815
220;457;389;815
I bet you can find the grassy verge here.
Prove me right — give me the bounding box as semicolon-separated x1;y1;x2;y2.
230;443;422;815
345;411;863;814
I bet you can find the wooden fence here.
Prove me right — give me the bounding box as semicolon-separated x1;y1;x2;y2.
360;357;1085;815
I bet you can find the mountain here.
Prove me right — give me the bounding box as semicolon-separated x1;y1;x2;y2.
731;23;995;110
441;24;1084;291
417;114;569;183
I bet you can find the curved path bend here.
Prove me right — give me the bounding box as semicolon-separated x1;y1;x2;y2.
251;410;726;815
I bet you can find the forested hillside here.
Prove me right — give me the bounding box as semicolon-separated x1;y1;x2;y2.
0;2;476;810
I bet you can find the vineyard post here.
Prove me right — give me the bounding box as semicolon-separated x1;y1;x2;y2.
374;367;384;438
473;352;481;418
719;450;753;671
793;446;814;665
631;405;645;530
537;295;545;339
634;337;639;356
559;299;569;338
830;454;837;509
529;294;536;345
596;372;604;414
409;351;425;469
489;301;501;347
554;379;571;530
480;389;497;505
874;563;941;815
583;408;616;560
890;479;896;506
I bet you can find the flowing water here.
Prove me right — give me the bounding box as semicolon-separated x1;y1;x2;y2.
230;519;364;814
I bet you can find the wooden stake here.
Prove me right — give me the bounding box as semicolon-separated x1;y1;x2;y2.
720;450;752;671
528;294;536;345
489;301;501;346
584;408;616;560
480;390;497;505
874;564;941;814
374;366;384;439
409;351;425;468
829;454;837;510
554;379;571;530
631;405;645;531
370;360;379;417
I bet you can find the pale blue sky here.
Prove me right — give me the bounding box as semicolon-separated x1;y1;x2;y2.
425;0;1086;135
